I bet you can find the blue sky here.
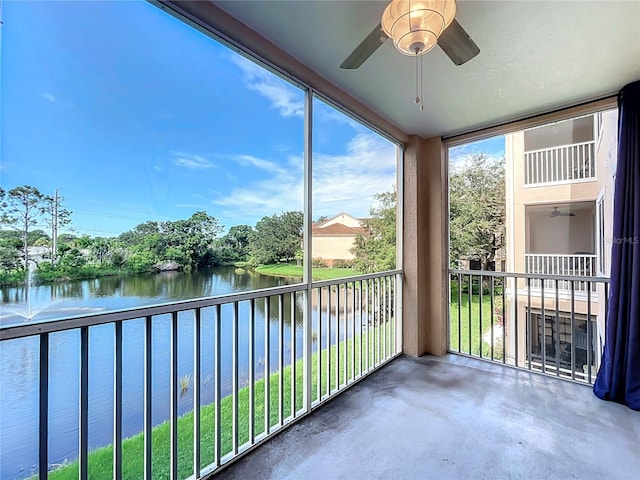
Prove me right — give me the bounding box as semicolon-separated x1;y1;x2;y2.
1;0;501;238
448;135;505;168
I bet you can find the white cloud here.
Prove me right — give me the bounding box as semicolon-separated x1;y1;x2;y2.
312;133;397;218
231;55;304;118
232;154;286;175
174;153;215;170
175;203;206;209
448;137;505;168
212;132;397;223
213;152;303;218
41;92;57;102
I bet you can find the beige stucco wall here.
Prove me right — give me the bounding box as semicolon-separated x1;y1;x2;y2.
526;208;594;254
506;119;604;273
506;110;618;358
312;235;355;260
524;116;594;151
402;136;447;357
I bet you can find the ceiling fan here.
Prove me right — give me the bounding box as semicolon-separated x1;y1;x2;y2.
550;207;575;218
340;0;480;70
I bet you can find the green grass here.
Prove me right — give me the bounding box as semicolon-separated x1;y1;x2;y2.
47;319;395;480
449;280;504;359
255;263;359;281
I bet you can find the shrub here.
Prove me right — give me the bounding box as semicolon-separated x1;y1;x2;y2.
312;257;327;268
331;259;353;269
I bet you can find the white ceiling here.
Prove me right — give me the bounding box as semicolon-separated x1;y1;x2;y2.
215;1;640;138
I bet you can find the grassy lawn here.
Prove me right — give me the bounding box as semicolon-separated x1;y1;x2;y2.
47;320;395;480
255;263;359;281
449;279;504;359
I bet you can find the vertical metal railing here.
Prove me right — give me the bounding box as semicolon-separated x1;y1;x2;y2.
38;333;49;480
144;315;153;479
524;141;595;185
0;271;400;479
114;320;123;480
79;326;89;480
170;312;178;480
449;269;608;385
193;309;201;478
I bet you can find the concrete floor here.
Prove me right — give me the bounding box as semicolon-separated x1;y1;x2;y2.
215;355;639;480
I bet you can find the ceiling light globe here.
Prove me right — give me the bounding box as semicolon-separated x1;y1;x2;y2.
381;0;456;56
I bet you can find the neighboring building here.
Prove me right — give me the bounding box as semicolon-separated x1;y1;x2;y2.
504;109;618;380
311;213;366;266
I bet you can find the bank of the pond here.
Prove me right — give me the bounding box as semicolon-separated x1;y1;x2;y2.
46;328;388;480
255;264;357;281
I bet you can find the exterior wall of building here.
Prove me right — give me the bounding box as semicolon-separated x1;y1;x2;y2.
526;206;594;254
311;213;363;264
312;235;356;262
594;109;619;338
505;111;617;369
321;213;361;229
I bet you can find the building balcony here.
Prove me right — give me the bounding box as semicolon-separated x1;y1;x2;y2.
0;271;401;480
524;140;595;186
2;268;635;479
216;355;638;479
525;253;597;292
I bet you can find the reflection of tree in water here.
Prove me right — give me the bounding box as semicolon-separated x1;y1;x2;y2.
1;286;22;303
86;276;121;297
50;280;85;299
254;291;303;328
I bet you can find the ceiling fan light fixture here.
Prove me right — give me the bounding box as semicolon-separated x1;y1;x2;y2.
381;0;457;56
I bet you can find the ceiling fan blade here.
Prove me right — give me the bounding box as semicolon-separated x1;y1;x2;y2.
437;19;480;66
340;23;388;69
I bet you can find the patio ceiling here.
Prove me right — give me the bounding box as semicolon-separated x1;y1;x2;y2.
213;0;640;138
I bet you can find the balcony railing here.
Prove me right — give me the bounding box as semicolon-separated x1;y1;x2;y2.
525;253;597;291
0;270;401;480
524;140;595;185
449;270;609;385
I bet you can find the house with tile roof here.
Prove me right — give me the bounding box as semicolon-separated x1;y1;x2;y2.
311;213;366;266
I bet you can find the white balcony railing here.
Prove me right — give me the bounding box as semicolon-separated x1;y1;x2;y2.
0;271;401;479
524;141;595;185
525;254;597;291
449;269;609;385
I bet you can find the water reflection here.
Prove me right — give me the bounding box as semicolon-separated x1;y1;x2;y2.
0;269;377;480
0;267;298;479
0;266;292;327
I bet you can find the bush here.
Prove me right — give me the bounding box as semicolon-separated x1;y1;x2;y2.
312;257;327;268
331;259;353;269
0;270;26;286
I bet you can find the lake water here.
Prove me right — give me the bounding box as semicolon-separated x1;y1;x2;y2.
0;267;353;480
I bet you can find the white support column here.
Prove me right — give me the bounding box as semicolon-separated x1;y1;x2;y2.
303;88;313;412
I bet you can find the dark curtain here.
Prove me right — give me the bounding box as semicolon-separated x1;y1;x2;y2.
593;80;640;410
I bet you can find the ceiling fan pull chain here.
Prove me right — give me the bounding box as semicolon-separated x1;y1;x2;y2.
419;53;424;111
414;51;420;106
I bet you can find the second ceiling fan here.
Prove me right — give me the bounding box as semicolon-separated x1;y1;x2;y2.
340;0;480;70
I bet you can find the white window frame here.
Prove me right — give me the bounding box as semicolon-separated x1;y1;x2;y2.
596;188;606;276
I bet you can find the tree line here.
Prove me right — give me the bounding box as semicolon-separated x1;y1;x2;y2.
0;153;502;287
1;152;502;288
0;185;394;286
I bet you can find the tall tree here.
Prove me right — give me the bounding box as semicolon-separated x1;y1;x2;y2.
165;211;223;270
249;211;303;265
352;190;397;273
117;212;223;271
43;189;72;265
449;153;505;270
217;225;253;262
0;185;49;270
